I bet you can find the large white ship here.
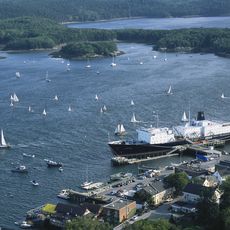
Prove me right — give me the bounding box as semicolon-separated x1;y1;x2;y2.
173;112;230;141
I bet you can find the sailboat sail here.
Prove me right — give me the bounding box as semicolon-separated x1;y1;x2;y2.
1;130;7;146
115;124;126;135
15;72;20;78
131;113;137;123
54;95;58;101
181;111;188;122
13;93;19;102
167;86;172;95
95;94;99;100
42;109;47;116
131;100;135;106
68;106;72;112
221;93;225;99
111;56;117;67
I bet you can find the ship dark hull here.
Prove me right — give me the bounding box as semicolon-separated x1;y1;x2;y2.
108;139;188;159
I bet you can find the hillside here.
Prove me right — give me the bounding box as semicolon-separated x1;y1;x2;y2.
0;0;229;22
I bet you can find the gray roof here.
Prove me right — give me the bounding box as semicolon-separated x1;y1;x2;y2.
104;199;135;210
142;180;170;196
183;183;205;196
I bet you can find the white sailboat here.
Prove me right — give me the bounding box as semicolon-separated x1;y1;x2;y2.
15;72;20;78
10;101;14;107
181;111;188;122
221;93;226;99
66;62;71;71
68;106;72;112
42;109;47;116
100;107;104;113
95;94;99;101
166;86;173;95
131;100;135;106
103;105;107;112
45;71;51;82
139;61;143;65
54;95;58;101
85;59;91;68
110;56;117;67
114;124;126;136
131;113;138;123
0;129;10;148
28;106;32;112
13;93;19;102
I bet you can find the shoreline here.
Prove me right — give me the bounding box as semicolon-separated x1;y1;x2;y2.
62;15;230;26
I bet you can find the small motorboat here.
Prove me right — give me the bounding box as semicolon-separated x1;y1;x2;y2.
59;167;63;172
23;153;35;158
57;189;70;200
11;165;28;173
31;180;39;186
20;220;32;228
47;160;62;168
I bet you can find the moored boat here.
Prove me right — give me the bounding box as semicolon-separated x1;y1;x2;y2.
47;160;62;167
11;165;28;173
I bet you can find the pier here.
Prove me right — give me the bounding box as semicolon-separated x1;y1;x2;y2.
111;141;223;166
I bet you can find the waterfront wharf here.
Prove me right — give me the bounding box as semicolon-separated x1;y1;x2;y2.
111;142;222;166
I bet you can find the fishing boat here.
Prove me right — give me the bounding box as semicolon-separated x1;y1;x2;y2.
131;100;135;106
47;160;62;167
0;129;10;148
110;56;117;67
42;109;47;116
166;86;173;95
114;124;126;136
11;165;28;173
30;180;39;186
131;113;138;123
181;111;188;122
15;72;20;78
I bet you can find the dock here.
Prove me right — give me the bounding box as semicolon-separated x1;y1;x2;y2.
111;142;223;166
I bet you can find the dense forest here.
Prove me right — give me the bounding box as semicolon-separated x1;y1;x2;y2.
1;17;230;58
0;0;229;22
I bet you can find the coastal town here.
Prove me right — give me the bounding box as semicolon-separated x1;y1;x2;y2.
17;145;230;229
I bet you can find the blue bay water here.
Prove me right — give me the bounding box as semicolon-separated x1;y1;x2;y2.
1;17;230;227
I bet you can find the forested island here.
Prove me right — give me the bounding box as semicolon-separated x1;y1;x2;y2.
0;0;229;22
1;17;230;59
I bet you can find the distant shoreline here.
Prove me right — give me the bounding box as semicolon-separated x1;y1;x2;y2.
62;15;230;26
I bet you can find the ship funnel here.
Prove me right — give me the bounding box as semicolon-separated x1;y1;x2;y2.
197;111;205;121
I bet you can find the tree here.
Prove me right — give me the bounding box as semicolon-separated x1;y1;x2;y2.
196;187;220;230
164;172;189;195
124;219;180;230
66;217;112;230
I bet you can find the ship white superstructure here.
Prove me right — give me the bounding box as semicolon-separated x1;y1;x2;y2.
173;112;230;140
137;127;176;144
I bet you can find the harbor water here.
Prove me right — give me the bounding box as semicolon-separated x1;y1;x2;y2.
1;17;230;227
